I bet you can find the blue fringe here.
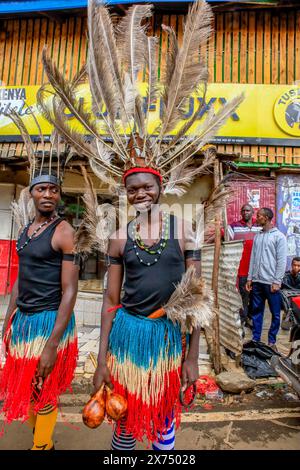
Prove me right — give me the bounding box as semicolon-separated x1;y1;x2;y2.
10;309;76;346
109;308;182;370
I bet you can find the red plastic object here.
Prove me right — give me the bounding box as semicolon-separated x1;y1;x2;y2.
0;239;18;295
196;375;219;396
202;403;213;410
291;296;300;308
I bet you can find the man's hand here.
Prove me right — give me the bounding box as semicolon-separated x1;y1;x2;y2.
181;358;199;392
246;280;252;292
93;363;113;395
37;343;58;378
271;283;281;293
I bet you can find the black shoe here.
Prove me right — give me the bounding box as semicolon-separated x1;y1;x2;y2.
268;343;278;353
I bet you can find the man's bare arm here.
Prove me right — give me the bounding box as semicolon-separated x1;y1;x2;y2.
93;234;125;392
37;222;79;378
181;222;201;390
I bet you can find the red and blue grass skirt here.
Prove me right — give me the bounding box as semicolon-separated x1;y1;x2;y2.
0;309;78;423
107;307;184;442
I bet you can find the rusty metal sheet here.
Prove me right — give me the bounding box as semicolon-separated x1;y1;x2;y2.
226;178;276;225
202;240;244;355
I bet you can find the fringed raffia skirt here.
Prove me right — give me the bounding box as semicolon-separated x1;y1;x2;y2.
107;308;184;442
0;309;78;424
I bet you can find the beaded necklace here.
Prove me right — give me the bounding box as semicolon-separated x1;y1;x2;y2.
17;215;57;253
131;212;169;266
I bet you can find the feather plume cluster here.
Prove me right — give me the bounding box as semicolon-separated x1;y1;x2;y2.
11;187;35;233
8;66;83;185
163;265;214;333
192;182;234;247
38;0;244;196
204;183;234;235
74;166;119;255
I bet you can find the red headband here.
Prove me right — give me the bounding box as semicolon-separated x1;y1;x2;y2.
123;167;163;183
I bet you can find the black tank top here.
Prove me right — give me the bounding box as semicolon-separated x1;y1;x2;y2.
16;218;64;314
121;214;185;316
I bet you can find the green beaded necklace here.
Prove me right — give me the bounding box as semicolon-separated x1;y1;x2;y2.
131;212;169;266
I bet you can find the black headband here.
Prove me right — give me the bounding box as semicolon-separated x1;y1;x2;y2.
30;175;61;191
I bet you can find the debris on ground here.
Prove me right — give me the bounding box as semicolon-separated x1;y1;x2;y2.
196;375;224;402
216;371;255;393
256;390;274;399
283;392;299;401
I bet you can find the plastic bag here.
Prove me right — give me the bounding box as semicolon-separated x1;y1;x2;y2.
241;340;281;379
196;375;223;400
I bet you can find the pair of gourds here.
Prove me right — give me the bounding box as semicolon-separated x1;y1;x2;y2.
82;383;127;428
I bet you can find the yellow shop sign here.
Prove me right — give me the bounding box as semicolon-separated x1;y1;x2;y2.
0;83;299;147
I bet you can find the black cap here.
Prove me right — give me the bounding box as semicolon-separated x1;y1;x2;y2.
29;174;61;191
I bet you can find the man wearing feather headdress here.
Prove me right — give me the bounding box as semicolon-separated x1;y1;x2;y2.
92;166;207;449
0;165;79;450
37;0;243;449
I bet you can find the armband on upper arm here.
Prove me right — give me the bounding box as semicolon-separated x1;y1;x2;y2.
105;254;123;266
184;249;201;261
63;253;80;265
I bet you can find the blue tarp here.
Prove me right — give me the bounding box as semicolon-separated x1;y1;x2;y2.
0;1;272;14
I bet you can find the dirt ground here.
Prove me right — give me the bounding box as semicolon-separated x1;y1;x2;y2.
1;382;299;451
1;307;299;451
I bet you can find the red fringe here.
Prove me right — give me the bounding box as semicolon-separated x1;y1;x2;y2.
112;366;182;443
0;340;78;423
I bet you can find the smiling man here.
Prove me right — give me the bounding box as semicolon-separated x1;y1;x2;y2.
93;167;201;451
0;171;79;450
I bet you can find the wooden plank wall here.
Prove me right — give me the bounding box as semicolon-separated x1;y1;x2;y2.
0;8;300;165
0;16;87;86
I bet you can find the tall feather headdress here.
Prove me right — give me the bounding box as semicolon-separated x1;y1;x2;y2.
38;0;244;196
8;66;85;231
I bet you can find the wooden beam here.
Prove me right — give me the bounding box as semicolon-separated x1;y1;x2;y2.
211;154;222;375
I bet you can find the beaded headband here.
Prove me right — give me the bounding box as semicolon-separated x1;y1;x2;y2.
123;167;163;184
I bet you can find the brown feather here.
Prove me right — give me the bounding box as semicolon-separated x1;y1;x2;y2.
75;167;120;255
117;4;152;84
88;1;124;122
42;48;125;161
159;0;212;137
163;265;214;333
159;93;244;169
163;147;216;196
74;166;99;256
11;187;35;232
8;110;36;178
37;84;123;177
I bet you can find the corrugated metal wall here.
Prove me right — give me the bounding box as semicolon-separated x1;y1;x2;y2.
0;8;299;163
202;241;244;355
226;179;276;224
